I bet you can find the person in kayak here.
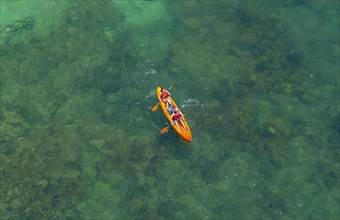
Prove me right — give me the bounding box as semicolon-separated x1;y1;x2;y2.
171;108;187;132
166;100;176;114
160;87;170;102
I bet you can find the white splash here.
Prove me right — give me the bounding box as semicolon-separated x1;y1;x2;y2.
145;89;156;99
180;98;203;108
145;69;157;76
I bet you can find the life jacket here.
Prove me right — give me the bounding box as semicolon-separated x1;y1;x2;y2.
172;112;182;121
160;90;169;100
167;104;175;114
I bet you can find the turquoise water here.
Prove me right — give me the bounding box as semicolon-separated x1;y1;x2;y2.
1;1;339;219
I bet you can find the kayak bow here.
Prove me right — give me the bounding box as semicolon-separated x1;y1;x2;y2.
156;87;192;142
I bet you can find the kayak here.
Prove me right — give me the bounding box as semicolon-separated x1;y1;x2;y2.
156;87;192;142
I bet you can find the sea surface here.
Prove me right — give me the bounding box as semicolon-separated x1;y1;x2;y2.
0;1;339;219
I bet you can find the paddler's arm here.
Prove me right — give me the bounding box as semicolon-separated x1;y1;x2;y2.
170;113;175;125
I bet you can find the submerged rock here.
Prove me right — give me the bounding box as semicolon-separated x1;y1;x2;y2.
263;116;292;138
2;16;36;33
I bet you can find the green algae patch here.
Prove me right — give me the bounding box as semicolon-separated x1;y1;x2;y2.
0;109;30;143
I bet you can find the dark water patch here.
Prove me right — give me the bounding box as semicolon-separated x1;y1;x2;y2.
329;113;340;135
60;1;123;31
262;187;286;217
205;81;233;103
323;170;339;189
156;201;184;219
292;0;307;6
286;51;305;68
195;160;220;184
258;162;275;179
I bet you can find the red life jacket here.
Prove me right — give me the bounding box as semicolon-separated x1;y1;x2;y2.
172;112;181;121
160;90;169;100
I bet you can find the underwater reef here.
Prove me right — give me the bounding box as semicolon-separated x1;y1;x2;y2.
1;1;339;219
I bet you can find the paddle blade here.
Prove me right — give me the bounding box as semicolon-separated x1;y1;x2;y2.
151;103;159;112
160;127;170;134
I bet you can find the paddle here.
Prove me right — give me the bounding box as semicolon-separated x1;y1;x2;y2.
160;126;170;134
160;109;192;134
151;80;176;112
151;103;160;112
183;109;192;117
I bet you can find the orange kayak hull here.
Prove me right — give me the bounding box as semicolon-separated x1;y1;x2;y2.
157;87;192;142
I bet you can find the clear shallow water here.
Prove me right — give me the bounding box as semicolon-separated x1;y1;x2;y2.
0;1;339;219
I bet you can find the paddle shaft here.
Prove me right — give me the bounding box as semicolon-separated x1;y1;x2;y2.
168;80;176;91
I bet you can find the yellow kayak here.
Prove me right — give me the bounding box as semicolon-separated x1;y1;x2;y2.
156;87;192;142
